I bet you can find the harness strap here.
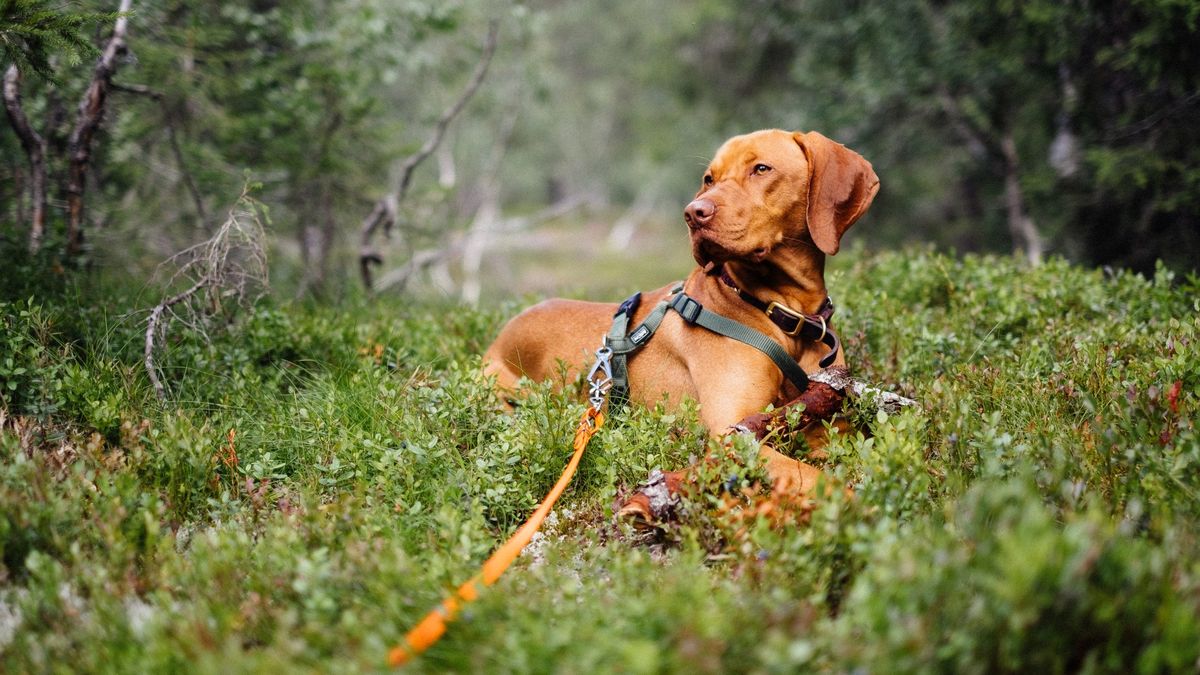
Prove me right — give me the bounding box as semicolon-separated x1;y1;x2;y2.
667;293;811;392
606;285;683;406
606;282;817;402
605;274;843;403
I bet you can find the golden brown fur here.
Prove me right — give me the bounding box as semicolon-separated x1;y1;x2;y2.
484;129;879;498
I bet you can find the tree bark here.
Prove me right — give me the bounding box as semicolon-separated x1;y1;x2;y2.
3;65;49;252
358;195;396;290
294;105;343;299
12;165;27;227
1000;130;1044;265
436;142;457;189
65;0;133;257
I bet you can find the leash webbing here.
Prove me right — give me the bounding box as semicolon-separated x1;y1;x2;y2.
388;275;838;663
387;400;607;667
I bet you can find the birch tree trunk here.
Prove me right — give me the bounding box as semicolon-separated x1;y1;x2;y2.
2;65;49;252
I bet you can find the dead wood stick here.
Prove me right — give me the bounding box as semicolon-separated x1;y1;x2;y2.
620;369;919;523
734;367;918;440
371;247;450;293
359;20;499;292
143;277;206;400
142;188;268;400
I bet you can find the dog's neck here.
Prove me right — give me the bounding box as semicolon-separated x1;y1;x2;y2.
716;247;829;316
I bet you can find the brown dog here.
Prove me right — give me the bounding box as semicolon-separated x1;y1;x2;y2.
483;129;879;514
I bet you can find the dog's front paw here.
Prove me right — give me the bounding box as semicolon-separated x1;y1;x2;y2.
617;468;685;526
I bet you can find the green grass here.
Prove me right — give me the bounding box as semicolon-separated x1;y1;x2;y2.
1;249;1198;673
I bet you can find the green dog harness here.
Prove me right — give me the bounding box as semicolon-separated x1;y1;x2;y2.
603;272;840;407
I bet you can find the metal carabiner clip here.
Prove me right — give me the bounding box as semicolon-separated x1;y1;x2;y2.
586;341;614;411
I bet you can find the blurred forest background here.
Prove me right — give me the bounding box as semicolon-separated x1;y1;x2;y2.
3;0;1199;302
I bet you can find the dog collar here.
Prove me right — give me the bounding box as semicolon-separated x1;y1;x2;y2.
716;267;840;368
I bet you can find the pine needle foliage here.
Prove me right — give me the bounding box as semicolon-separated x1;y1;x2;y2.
0;0;117;82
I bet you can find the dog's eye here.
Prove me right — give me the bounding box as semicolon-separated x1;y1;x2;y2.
753;164;772;175
703;174;714;186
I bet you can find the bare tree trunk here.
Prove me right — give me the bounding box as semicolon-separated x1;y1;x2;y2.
460;106;520;305
1000;130;1043;265
12;165;27;226
436;141;457;189
460;194;498;306
65;0;133;258
358;196;397;290
299;223;321;297
298;223;327;297
3;65;49;252
938;87;1045;263
606;184;659;251
293;106;344;298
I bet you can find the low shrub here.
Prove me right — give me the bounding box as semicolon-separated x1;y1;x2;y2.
1;250;1197;672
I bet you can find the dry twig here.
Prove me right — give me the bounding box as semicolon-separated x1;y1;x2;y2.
143;186;269;400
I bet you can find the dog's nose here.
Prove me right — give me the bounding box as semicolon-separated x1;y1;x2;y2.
684;198;716;230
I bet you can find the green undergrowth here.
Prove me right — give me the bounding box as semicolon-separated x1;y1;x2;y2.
2;249;1198;673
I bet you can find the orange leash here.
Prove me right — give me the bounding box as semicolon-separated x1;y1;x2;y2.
387;405;606;667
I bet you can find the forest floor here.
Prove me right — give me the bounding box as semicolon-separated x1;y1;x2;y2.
2;249;1198;672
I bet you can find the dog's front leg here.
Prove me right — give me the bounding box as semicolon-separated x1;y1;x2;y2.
616;436;825;525
617;376;847;524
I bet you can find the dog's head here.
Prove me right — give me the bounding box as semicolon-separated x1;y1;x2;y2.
685;129;879;267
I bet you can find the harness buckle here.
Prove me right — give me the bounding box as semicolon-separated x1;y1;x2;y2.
671;295;703;323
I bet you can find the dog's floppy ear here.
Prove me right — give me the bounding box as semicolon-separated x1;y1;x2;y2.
794;131;880;255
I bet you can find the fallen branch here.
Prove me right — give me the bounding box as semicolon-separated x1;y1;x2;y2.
371;247;450;294
370;195;589;295
736;367;920;441
143;186;268;400
359;20;499;291
811;367;919;413
460;103;521;305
